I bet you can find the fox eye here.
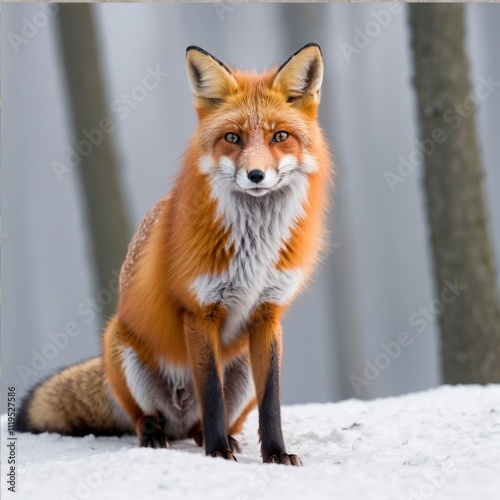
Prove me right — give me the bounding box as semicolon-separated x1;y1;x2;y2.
273;131;289;143
225;132;241;144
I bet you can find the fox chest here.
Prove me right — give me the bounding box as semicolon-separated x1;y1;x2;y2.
192;254;303;344
190;187;308;344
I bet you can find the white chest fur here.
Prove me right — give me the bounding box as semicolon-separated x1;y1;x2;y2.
191;169;309;344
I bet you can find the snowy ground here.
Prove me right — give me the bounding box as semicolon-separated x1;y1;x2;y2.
2;385;499;500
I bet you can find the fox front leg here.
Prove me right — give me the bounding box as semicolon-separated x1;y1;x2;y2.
184;310;235;460
248;304;301;465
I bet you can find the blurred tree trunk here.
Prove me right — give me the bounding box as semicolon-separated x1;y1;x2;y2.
56;4;131;323
409;4;500;383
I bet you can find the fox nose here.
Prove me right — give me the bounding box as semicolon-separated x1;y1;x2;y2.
248;169;265;184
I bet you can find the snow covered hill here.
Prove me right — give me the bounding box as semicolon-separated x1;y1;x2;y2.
2;385;499;500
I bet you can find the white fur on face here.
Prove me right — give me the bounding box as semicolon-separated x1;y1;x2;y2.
199;154;310;197
235;168;279;194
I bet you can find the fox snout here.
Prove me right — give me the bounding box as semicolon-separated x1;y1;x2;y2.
234;162;281;196
243;168;270;196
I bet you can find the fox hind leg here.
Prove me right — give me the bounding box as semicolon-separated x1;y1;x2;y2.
104;318;170;448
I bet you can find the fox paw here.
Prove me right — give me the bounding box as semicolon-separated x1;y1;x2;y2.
193;431;241;454
264;453;302;466
210;449;237;461
139;416;170;449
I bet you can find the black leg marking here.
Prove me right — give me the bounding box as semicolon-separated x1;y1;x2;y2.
259;342;301;466
202;352;234;460
259;341;285;458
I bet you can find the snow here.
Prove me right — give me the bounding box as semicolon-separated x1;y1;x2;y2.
2;385;499;500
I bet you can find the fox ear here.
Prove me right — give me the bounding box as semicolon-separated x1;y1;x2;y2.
186;46;237;110
273;43;323;108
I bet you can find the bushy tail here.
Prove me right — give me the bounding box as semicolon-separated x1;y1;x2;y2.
16;357;131;437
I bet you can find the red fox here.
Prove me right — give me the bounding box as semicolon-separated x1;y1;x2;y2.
17;43;332;465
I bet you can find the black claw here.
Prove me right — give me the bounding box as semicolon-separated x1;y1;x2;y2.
140;428;169;448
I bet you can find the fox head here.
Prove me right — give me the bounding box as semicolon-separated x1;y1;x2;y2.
186;44;325;198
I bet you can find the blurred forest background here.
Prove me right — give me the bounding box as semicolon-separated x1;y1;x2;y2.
3;2;500;409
